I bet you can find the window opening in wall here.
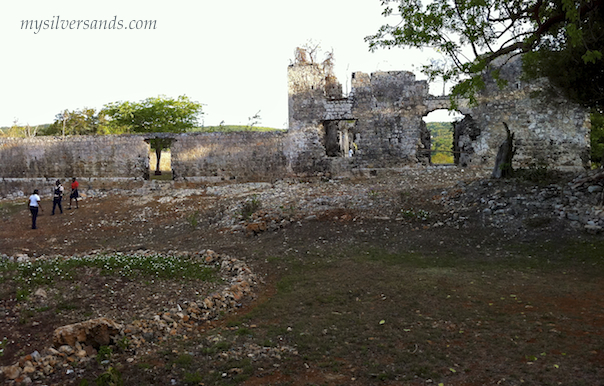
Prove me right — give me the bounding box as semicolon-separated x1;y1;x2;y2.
322;120;356;157
423;109;463;165
146;137;175;180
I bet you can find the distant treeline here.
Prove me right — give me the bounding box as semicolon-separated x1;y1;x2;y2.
191;125;283;133
0;124;282;137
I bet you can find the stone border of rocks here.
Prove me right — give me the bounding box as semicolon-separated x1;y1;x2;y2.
0;249;259;384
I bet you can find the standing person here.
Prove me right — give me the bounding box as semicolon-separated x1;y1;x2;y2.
69;177;79;209
28;189;43;229
52;179;64;215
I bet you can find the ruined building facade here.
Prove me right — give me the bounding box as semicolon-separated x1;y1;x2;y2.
287;55;591;174
0;55;591;197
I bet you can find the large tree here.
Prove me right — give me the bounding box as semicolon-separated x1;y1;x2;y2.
102;95;203;175
366;0;604;109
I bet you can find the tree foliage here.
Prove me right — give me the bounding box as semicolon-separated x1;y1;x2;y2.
101;95;203;134
366;0;604;108
45;108;113;136
0;121;46;137
101;95;203;175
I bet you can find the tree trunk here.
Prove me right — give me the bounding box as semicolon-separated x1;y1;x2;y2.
155;147;162;175
492;122;516;179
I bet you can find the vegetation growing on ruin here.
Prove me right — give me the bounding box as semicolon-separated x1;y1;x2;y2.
368;0;604;109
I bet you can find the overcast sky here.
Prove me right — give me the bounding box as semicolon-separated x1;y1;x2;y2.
0;0;457;129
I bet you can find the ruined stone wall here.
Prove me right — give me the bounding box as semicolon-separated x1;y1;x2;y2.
287;64;433;171
170;131;288;181
287;55;590;172
461;56;591;170
286;64;337;175
351;71;431;167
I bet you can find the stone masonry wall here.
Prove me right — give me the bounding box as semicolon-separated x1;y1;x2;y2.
462;56;591;170
170;131;287;181
287;55;590;172
0;135;150;198
0;135;149;179
286;64;337;175
351;71;431;167
0;54;592;199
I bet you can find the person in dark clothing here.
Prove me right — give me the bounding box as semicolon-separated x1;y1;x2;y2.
28;189;43;229
52;180;64;215
69;177;79;209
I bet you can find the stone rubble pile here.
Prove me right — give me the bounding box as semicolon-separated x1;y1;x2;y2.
438;169;604;233
0;249;262;384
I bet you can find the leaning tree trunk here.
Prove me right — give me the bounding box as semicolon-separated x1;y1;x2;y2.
492;122;516;179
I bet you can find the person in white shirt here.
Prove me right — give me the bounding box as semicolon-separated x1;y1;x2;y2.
28;189;43;229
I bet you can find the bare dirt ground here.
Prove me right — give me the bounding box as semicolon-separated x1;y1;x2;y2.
1;168;603;385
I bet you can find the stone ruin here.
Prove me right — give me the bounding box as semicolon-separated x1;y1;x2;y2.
287;54;591;173
0;54;592;197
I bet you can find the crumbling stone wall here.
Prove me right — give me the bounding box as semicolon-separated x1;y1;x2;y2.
460;56;591;170
351;71;432;166
287;55;590;172
0;131;290;197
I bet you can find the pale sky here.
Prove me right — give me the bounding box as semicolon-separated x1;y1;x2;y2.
0;0;457;129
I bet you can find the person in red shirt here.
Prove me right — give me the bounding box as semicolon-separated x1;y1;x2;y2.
69;177;79;209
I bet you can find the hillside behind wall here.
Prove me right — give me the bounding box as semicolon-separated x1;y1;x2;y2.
0;135;149;197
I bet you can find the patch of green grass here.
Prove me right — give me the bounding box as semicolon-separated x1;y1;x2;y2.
240;195;261;220
183;371;203;385
235;327;253;336
97;345;113;364
0;202;24;217
400;208;430;220
186;210;199;228
173;353;193;368
95;366;123;386
15;288;30;302
56;300;79;312
225;243;604;385
1;253;220;303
